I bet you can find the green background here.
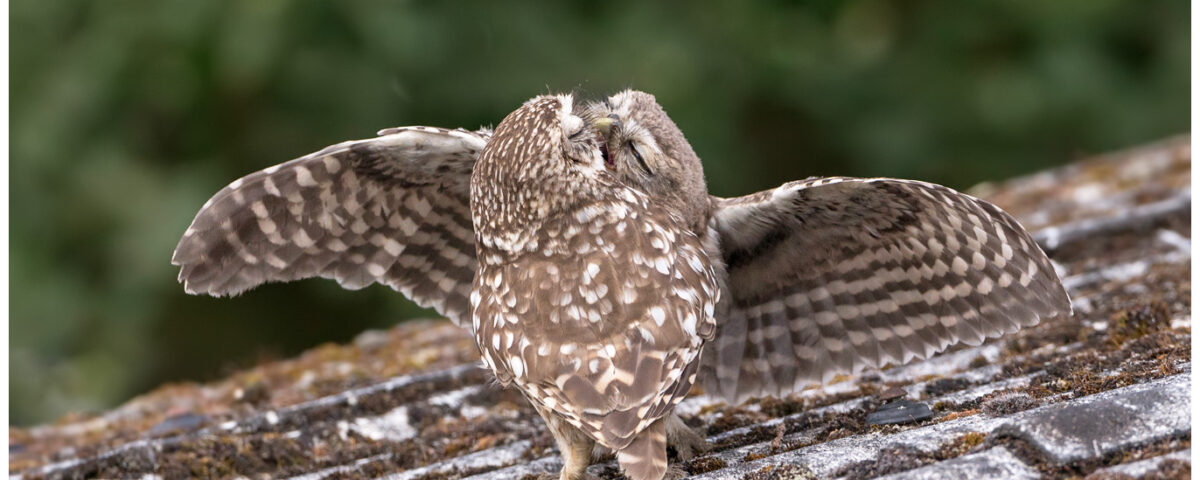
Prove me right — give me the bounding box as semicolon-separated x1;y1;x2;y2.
11;1;1188;425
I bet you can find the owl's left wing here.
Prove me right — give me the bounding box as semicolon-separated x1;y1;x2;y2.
172;127;488;327
701;177;1071;402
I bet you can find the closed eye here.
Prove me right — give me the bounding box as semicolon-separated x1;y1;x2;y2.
568;128;586;140
629;142;653;174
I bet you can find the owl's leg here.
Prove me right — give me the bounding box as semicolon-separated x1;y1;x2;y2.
664;413;708;460
616;418;669;480
534;405;597;480
593;414;700;477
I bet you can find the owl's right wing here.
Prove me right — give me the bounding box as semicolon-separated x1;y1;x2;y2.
701;177;1071;402
172;126;488;327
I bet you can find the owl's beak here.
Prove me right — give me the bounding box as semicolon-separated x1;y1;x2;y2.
592;114;622;136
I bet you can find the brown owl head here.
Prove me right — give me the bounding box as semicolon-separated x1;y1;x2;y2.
470;94;612;247
585;90;711;232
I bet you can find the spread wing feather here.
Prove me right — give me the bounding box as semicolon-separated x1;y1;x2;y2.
172;126;489;327
701;177;1071;402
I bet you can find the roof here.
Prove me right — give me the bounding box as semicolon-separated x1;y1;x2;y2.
10;135;1191;479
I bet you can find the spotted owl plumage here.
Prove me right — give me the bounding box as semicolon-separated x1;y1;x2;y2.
470;95;719;480
174;89;1070;479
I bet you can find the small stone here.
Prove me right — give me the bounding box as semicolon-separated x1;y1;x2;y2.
146;413;209;437
867;399;934;426
877;387;907;402
236;381;271;405
353;329;392;351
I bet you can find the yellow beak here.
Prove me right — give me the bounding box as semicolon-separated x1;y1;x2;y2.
592;114;621;135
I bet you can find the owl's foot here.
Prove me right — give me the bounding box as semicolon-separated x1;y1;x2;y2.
664;464;689;480
665;414;709;461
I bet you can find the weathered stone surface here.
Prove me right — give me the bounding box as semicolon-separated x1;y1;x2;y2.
875;447;1039;480
386;440;536;480
687;372;1189;480
1082;448;1190;479
991;373;1190;465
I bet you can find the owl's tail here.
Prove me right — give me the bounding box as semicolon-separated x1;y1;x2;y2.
616;418;669;480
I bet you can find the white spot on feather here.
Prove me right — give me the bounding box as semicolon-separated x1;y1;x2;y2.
251;201;269;219
295;166;318;187
649;306;666;326
383;238;404;256
509;356;524;377
327;238;348;252
262;176;281;197
293;229;315;248
322;156;341;174
258;218;277;235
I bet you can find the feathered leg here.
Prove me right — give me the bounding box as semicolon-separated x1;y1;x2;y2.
617;418;669;480
534;405;597;480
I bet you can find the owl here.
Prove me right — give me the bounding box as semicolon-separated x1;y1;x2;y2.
173;90;1071;478
470;94;718;480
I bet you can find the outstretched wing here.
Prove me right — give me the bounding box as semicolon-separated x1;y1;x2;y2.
172;126;489;327
700;177;1071;402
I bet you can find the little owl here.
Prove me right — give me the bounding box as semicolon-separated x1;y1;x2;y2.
173;90;1070;480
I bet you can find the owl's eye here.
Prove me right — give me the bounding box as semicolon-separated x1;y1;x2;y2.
568;128;587;140
628;142;653;174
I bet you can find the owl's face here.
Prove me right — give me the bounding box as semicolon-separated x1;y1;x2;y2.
584;90;710;231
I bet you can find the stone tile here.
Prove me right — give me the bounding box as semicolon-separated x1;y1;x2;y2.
689;414;1004;479
389;440;535;480
1084;449;1190;479
992;373;1190;465
875;447;1039;480
689;372;1189;480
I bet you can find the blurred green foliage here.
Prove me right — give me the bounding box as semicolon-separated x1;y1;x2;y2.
11;0;1188;425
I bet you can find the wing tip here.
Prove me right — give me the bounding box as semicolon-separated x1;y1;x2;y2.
176;267;245;298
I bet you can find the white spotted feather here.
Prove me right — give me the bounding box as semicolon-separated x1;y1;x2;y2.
172;126;489;327
701;177;1072;402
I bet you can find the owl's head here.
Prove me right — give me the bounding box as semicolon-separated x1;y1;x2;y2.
585;90;710;231
472;94;612;240
479;94;607;181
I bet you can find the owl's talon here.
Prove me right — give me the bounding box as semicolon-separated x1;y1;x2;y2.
664;464;689;480
665;414;709;461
